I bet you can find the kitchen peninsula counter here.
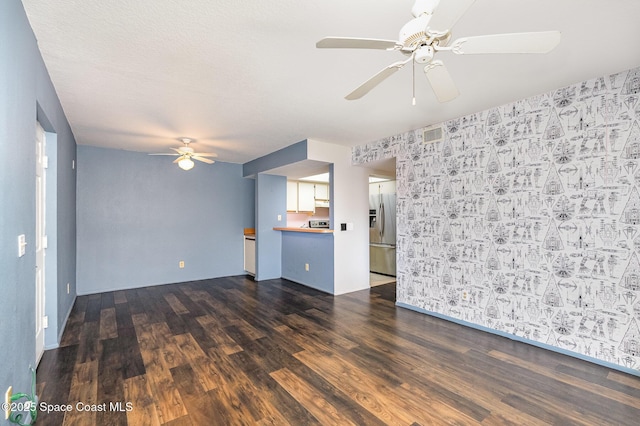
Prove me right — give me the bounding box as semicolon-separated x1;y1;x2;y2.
273;227;333;234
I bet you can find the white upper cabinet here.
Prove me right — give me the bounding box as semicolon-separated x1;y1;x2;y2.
287;181;298;211
288;180;331;212
298;182;316;212
379;180;396;194
314;183;329;200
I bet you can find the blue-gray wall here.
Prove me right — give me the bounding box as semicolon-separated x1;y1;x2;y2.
1;0;77;396
76;146;254;294
255;174;286;280
243;140;307;177
281;232;334;293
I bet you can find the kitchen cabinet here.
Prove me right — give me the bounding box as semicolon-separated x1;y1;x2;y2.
298;182;316;212
379;180;396;194
287;181;298;212
287;181;331;212
314;183;329;200
244;235;256;275
371;180;396;196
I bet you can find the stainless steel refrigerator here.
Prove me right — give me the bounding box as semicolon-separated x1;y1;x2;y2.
369;181;396;276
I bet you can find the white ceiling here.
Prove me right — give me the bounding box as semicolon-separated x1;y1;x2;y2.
22;0;640;164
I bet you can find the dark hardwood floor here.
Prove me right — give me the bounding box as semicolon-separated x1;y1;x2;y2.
36;276;640;425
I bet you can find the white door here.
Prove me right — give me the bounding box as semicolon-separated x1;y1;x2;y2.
35;123;46;364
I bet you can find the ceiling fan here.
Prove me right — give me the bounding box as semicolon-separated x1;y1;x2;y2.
316;0;561;103
149;138;217;170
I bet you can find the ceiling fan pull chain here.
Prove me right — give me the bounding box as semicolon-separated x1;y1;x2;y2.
412;52;417;106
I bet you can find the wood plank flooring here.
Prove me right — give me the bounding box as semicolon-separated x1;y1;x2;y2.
37;276;640;425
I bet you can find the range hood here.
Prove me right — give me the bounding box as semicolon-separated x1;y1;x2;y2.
315;198;330;208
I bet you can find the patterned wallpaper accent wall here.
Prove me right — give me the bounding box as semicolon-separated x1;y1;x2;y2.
353;67;640;373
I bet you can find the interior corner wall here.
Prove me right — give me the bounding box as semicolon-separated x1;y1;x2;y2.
352;66;640;375
307;140;369;295
76;146;254;294
1;0;77;392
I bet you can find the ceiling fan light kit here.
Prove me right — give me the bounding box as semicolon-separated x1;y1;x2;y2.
178;157;195;171
316;0;561;103
149;137;218;170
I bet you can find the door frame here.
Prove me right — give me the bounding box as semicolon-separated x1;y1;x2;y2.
35;122;46;364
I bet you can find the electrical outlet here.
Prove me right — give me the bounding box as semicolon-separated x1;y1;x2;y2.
5;386;12;420
462;291;468;301
305;263;309;272
179;261;185;269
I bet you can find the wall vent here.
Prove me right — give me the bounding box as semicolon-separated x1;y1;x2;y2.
423;126;443;144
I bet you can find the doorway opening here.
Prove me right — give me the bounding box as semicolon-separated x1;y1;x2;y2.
367;158;397;287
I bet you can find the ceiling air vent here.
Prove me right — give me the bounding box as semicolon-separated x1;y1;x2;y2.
423;126;443;144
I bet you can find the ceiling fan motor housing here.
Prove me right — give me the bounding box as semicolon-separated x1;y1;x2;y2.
415;45;434;63
399;15;430;49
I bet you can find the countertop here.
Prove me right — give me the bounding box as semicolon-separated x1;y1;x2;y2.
273;227;333;234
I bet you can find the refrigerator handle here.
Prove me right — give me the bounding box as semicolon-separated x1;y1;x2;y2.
380;199;385;238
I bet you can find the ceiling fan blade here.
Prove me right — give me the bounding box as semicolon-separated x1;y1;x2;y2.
192;156;215;164
428;0;477;34
173;155;187;164
424;60;459;103
412;0;440;17
192;152;218;158
346;58;412;100
448;31;562;55
316;37;401;50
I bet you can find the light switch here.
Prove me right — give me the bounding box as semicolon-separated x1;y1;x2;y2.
277;214;282;221
5;386;12;419
18;234;26;257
